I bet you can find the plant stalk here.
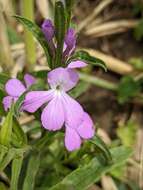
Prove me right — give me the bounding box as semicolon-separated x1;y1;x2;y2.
0;4;14;71
22;0;36;70
79;72;118;91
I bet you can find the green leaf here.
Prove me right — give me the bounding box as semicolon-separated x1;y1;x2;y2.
129;57;143;71
0;73;9;91
48;146;132;190
134;19;143;41
117;120;137;147
90;135;112;165
0;147;29;171
0;105;5;116
13;118;27;146
110;164;126;179
54;1;66;68
0;104;14;147
65;0;75;29
117;76;141;103
11;156;23;190
35;132;55;150
0;90;6;116
0;182;8;190
14;91;27;117
22;152;40;190
132;1;143;16
71;50;107;71
32;70;49;79
7;25;22;44
14;15;52;68
0;144;8;164
0;148;15;171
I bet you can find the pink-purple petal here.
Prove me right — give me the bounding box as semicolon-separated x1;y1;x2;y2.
2;96;13;111
5;79;26;97
62;92;84;128
77;112;95;139
41;96;65;131
24;74;36;88
23;90;54;113
48;67;79;91
67;60;87;69
65;126;81;151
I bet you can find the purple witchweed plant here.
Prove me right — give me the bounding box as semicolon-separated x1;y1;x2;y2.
22;18;95;151
2;74;36;111
6;0;106;152
20;18;95;151
23;65;95;151
1;2;131;190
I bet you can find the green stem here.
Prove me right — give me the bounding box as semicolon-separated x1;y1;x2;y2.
22;0;36;70
11;156;23;190
79;72;118;91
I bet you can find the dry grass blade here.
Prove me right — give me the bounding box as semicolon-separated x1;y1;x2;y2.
87;17;104;28
36;0;53;19
101;175;118;190
78;0;113;32
0;0;15;25
98;128;111;144
81;48;134;75
85;20;139;37
0;3;14;70
88;185;102;190
89;28;132;38
19;115;35;125
11;43;25;51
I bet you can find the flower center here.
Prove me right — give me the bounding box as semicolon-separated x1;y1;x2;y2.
56;85;61;90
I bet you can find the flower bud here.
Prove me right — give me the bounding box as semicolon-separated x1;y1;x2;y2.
42;19;55;41
65;28;76;49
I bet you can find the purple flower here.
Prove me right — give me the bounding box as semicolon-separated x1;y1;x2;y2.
41;19;76;57
23;61;95;151
3;74;36;111
42;19;55;41
63;28;76;57
41;19;56;56
65;28;76;50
